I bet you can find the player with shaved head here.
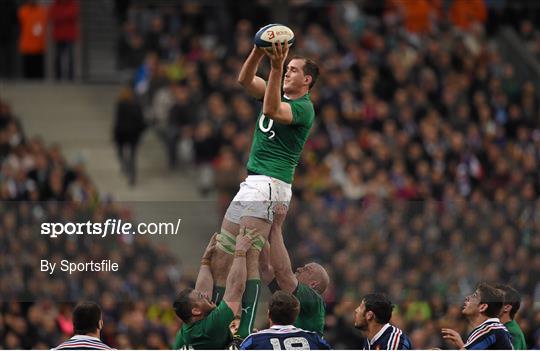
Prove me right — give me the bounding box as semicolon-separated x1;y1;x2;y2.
264;205;329;334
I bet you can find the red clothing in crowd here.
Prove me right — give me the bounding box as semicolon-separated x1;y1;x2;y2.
449;0;487;29
49;0;79;42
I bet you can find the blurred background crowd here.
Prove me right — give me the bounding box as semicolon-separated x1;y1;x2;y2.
0;97;193;348
1;0;540;349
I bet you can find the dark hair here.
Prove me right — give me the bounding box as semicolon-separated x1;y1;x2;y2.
363;293;393;324
496;284;521;319
291;56;319;90
269;291;300;325
173;288;194;323
477;283;504;318
73;302;102;335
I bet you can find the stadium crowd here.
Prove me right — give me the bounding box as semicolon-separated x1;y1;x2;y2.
0;98;192;348
1;0;540;349
117;0;539;348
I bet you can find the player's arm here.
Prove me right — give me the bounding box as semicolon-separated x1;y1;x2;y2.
269;205;298;293
222;232;253;315
194;233;217;299
262;41;294;125
237;46;267;99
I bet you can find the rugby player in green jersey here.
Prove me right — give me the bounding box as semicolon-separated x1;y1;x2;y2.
263;205;329;335
210;38;320;338
496;284;527;349
173;233;254;349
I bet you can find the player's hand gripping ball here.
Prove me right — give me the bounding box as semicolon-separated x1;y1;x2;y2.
254;24;295;48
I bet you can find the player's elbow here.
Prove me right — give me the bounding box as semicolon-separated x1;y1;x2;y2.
262;107;278;118
237;78;248;87
237;74;253;87
273;265;293;279
237;76;246;85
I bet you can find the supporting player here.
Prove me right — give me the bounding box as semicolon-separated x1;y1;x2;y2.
172;233;254;349
441;283;512;349
353;293;412;350
211;37;319;339
496;284;527;349
240;291;331;350
264;205;329;334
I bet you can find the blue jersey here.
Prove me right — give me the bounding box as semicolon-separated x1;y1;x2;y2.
240;325;331;350
361;323;412;350
464;318;513;350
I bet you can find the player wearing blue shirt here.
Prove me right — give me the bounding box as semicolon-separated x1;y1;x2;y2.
353;293;412;350
442;283;513;349
240;291;331;350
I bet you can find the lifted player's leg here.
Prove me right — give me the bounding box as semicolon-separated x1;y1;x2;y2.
237;216;271;338
210;217;239;304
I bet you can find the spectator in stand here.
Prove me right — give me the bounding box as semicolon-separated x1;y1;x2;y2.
192;120;220;196
18;0;48;79
49;0;79;81
113;86;146;186
448;0;487;30
166;82;197;169
117;21;146;70
0;0;18;79
386;0;441;34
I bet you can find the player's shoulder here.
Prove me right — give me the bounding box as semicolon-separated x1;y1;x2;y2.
383;324;411;350
286;94;314;107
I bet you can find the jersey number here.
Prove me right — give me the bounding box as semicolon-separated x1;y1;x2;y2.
269;337;310;350
259;114;275;140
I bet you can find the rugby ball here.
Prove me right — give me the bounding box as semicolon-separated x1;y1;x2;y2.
254;24;295;48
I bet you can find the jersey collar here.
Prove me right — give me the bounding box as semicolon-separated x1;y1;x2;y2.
370;323;391;345
270;325;296;330
71;335;102;342
477;318;501;327
283;92;310;101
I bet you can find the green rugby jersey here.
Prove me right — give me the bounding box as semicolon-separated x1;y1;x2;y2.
173;301;234;349
504;320;527;349
293;283;326;335
247;93;315;184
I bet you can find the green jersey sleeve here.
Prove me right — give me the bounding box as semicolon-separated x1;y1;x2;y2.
204;300;235;337
290;99;315;126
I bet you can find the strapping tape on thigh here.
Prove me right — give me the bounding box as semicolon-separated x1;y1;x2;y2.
216;228;236;255
243;228;266;252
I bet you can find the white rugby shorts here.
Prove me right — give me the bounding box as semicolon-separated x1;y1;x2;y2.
224;175;292;223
